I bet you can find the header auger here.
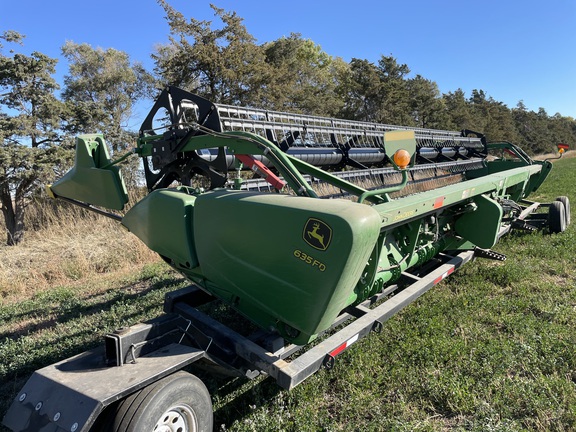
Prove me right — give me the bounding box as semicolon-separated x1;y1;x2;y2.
4;86;570;432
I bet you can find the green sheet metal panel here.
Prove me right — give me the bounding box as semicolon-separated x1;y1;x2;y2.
192;190;382;345
374;164;542;228
122;188;199;270
50;135;128;210
454;194;503;249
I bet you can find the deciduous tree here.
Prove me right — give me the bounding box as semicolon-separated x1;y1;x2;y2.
61;41;153;153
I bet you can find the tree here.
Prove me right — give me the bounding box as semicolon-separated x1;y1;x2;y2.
153;1;269;106
443;89;473;131
337;58;381;121
0;31;69;245
548;113;576;153
512;101;539;153
337;55;413;124
407;75;447;129
467;89;489;132
262;33;344;115
468;90;518;143
377;55;412;125
61;41;153;153
513;106;566;155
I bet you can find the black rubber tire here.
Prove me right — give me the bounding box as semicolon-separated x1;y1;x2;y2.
110;371;213;432
555;196;570;226
548;201;566;233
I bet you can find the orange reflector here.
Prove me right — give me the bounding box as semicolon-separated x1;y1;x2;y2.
433;197;445;209
393;149;411;169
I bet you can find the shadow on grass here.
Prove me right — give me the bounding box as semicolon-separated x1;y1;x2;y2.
0;275;185;342
1;274;283;432
0;274;188;427
191;367;283;430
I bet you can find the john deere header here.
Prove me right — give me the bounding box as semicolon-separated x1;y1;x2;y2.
48;86;568;345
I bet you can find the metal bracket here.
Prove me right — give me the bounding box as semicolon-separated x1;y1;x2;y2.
323;354;336;370
104;314;189;366
2;344;204;432
511;219;538;232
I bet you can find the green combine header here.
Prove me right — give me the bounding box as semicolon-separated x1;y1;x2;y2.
4;86;570;432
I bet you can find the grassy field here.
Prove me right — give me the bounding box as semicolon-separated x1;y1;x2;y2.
1;157;575;431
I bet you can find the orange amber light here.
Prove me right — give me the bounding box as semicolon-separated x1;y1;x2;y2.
393;149;411;169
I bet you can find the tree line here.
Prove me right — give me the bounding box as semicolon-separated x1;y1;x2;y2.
1;1;575;245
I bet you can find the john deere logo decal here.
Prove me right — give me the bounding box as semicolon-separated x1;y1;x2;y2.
303;218;332;251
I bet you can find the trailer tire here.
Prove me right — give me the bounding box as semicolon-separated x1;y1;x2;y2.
555;196;570;226
548;201;566;233
110;371;212;432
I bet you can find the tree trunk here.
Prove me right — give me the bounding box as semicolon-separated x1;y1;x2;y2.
0;185;25;246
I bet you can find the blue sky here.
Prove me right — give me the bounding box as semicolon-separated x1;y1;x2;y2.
2;0;575;123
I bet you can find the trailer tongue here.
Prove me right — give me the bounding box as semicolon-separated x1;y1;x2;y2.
3;86;570;432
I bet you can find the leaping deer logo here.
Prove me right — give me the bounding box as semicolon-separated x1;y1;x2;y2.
303;218;332;251
307;222;326;249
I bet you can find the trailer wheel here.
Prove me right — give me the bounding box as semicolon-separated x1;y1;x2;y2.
555;196;570;226
548;201;567;233
110;371;212;432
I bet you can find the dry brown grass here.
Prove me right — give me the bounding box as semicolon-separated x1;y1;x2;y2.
0;199;159;301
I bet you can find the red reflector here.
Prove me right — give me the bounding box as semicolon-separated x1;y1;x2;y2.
329;334;359;358
558;143;569;150
433;266;454;285
330;343;347;358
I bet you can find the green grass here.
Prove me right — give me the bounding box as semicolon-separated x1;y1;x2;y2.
1;158;575;431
